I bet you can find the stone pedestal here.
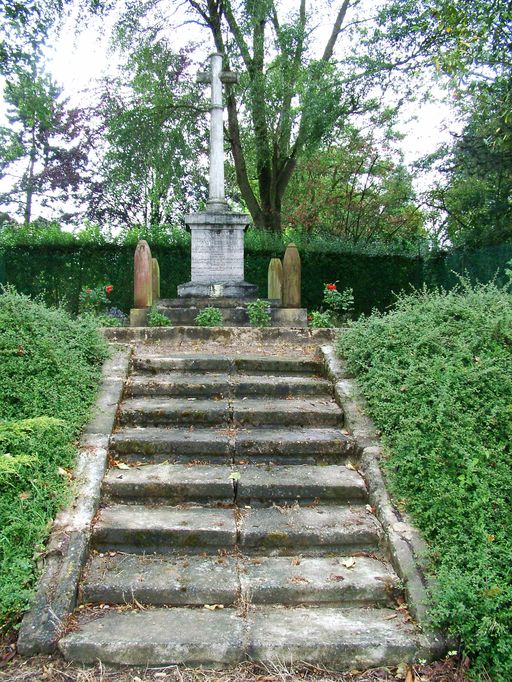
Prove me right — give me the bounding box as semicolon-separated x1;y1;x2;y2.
178;210;257;299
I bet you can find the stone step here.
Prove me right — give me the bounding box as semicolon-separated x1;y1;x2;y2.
118;398;230;427
102;463;366;505
92;505;236;553
233;398;342;427
110;426;232;463
102;463;235;504
59;606;424;668
81;554;239;606
80;553;398;608
132;354;322;376
158;297;268;309
239;505;381;555
117;397;342;428
240;556;400;606
235;464;367;504
234;427;355;464
126;373;331;399
110;427;355;464
157;306;250;327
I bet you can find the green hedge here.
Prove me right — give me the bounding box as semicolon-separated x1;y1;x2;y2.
0;242;511;317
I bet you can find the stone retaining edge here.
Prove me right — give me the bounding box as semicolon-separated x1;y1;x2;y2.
17;347;131;655
101;326;337;344
320;344;447;661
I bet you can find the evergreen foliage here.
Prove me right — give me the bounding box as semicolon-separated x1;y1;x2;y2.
0;289;108;630
338;280;512;680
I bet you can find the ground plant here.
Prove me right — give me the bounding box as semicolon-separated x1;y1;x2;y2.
0;288;108;631
337;280;512;680
195;307;223;327
78;284;113;315
148;306;171;327
308;310;335;328
246;299;271;327
323;283;354;323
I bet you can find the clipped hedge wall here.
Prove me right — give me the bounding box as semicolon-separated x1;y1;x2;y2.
0;242;511;317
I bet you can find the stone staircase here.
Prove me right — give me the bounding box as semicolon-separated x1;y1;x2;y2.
59;352;428;668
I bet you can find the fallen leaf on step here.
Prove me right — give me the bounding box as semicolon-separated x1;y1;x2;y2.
384;613;398;620
229;472;241;481
345;462;356;470
290;557;301;566
341;558;356;568
116;462;131;470
204;604;224;610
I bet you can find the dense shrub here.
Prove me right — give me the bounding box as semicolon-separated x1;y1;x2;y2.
337;281;512;680
0;289;108;631
1;225;510;319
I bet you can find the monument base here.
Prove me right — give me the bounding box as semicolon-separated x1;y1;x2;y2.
178;280;257;299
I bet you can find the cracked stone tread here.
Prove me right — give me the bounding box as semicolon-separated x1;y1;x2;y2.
59;606;425;668
110;426;354;463
126;373;331;398
103;463;365;504
92;505;237;552
239;505;382;552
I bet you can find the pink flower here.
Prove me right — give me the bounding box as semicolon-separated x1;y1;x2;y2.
105;285;113;294
85;289;92;294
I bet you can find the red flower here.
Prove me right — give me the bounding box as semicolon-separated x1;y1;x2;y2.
105;285;113;294
326;283;337;291
85;289;92;294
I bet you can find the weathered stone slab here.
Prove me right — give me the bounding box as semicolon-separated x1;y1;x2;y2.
240;556;398;605
118;398;230;426
239;506;381;553
234;427;355;464
110;427;231;463
92;505;237;553
103;463;234;504
233;398;342;427
234;356;321;374
133;354;232;373
233;375;331;398
246;607;421;668
235;464;367;504
59;608;246;666
126;373;231;398
82;554;239;606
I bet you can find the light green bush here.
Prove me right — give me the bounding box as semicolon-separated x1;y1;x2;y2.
337;281;512;680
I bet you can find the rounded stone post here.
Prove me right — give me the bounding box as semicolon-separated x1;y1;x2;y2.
268;258;283;304
282;243;301;308
134;240;153;308
152;258;160;302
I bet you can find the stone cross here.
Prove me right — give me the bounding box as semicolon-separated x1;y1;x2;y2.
197;53;238;212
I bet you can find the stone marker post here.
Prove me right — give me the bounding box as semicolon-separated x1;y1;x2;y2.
268;258;283;303
282;243;301;308
130;240;152;326
152;258;160;302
